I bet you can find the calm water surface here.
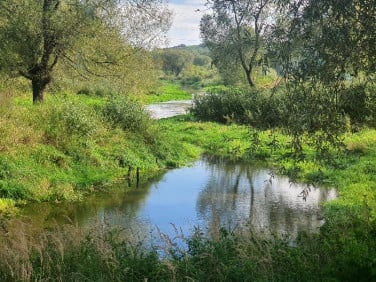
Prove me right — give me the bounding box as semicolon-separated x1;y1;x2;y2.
145;100;192;119
22;156;337;242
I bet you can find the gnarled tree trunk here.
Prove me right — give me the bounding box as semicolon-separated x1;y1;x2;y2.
31;74;51;103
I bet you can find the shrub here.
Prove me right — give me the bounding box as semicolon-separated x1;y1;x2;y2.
191;86;251;124
365;83;376;127
191;86;284;128
43;100;98;141
101;96;152;134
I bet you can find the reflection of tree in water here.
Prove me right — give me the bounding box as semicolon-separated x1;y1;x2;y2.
197;156;258;235
196;156;337;237
18;156;337;241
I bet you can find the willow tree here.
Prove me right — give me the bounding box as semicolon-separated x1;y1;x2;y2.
267;0;376;155
200;0;274;87
0;0;171;103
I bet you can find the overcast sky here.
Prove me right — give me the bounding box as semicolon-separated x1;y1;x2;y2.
167;0;207;47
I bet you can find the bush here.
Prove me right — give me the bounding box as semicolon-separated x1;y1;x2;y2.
191;86;284;129
191;86;251;124
101;96;152;134
43;100;98;141
365;84;376;127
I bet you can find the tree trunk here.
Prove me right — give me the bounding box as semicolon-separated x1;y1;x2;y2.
31;76;50;103
245;69;255;87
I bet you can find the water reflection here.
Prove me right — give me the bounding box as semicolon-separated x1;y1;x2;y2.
20;156;336;241
197;156;337;236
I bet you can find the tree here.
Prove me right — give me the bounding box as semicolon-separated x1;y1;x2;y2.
200;0;274;87
269;0;375;82
0;0;171;103
160;48;193;77
268;0;376;155
193;55;211;67
303;0;375;81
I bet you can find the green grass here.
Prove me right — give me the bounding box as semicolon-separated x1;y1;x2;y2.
0;92;198;207
158;118;376;280
144;81;192;104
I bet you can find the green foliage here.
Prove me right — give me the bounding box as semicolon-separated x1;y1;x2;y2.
0;157;31;200
201;0;274;87
0;100;376;280
192;80;376;157
101;95;152;134
0;182;30;200
158;48;194;77
265;0;376;153
318;204;376;280
192;86;251;124
1;217;375;281
180;64;219;89
0;0;172;102
193;54;211;67
339;83;376;127
0;91;200;203
45;100;98;139
192;86;283;128
155;45;221;89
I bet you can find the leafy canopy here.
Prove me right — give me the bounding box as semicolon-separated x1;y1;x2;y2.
0;0;172;102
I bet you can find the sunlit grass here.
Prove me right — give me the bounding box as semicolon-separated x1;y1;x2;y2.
0;198;16;213
144;81;192;104
0;91;199;207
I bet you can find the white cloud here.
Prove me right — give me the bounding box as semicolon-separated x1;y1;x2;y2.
166;0;207;47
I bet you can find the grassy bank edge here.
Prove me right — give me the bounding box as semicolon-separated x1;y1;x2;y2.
160;116;376;221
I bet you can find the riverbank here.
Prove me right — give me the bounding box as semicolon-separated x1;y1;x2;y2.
0;92;199;213
161;116;376;221
1;89;376;280
1;115;375;280
2;90;376;227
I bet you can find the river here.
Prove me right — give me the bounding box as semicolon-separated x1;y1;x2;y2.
21;155;337;245
17;101;336;245
145;100;192;119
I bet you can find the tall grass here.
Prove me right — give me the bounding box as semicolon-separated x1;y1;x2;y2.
0;215;375;281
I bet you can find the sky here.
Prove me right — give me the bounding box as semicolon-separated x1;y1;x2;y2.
167;0;207;47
